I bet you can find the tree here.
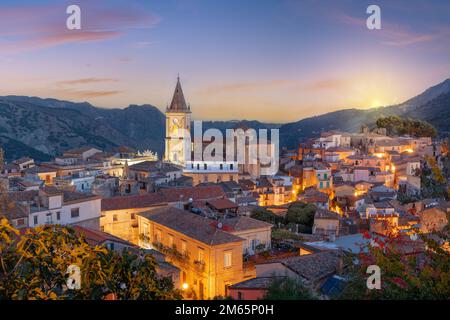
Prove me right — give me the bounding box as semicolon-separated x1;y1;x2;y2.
339;231;450;300
251;207;283;225
284;202;316;233
263;277;315;300
0;219;181;300
375;116;437;138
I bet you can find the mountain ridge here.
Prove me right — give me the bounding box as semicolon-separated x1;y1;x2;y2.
0;78;449;161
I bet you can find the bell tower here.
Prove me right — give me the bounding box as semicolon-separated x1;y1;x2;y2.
164;76;191;166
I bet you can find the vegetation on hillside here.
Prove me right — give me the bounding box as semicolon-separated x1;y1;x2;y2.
375;116;437;137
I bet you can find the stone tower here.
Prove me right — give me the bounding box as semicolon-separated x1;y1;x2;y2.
164;77;191;166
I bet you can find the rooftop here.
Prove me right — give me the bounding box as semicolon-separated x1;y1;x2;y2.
140;206;244;246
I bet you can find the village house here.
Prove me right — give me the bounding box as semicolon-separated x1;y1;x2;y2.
100;192;167;244
137;206;248;299
7;186;101;230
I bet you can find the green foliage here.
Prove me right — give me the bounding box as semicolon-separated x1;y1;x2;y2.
284;202;316;233
376;116;437;137
250;207;283;225
263;277;315;300
0;219;181;300
421;156;448;199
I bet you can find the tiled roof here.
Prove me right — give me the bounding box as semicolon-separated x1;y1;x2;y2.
0;203;29;219
73;226;135;247
277;250;344;282
140;206;244;246
62;191;100;204
207;198;238;210
229;276;284;290
315;208;340;220
101;193;166;211
159;185;225;202
220;216;272;232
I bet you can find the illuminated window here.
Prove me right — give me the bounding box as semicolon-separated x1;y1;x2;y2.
224;251;232;268
181;240;187;255
155;229;162;243
198;249;205;263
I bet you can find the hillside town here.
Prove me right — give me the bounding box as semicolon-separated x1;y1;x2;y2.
1;78;449;300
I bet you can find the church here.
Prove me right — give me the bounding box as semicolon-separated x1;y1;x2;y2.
164;76;192;166
164;77;240;185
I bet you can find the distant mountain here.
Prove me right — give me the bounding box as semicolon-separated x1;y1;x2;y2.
279;78;450;148
0;78;449;161
0;96;165;161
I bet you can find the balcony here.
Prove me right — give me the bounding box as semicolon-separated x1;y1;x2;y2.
193;260;206;273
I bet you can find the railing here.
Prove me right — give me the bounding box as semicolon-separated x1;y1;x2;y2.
193;260;206;273
152;241;190;265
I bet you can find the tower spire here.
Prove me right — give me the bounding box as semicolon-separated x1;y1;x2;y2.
167;76;190;112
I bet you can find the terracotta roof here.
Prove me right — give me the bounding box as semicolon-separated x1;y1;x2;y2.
140;206;244;246
62;191;100;204
207;198;238;210
315;209;340;220
219;216;272;232
159;185;225;202
0;203;29;219
23;166;57;174
73;226;135;247
101;193;166;211
275;250;344;282
229;276;284;290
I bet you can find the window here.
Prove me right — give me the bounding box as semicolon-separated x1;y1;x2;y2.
204;163;207;170
237;291;243;300
56;211;61;220
197;164;200;170
113;214;118;222
155;229;162;243
71;208;80;218
319;181;323;189
220;164;223;170
181;240;187;255
324;173;328;179
229;175;234;182
168;234;174;248
46;213;52;224
33;215;38;225
17;218;25;226
198;249;205;263
101;226;105;232
230;164;233;170
250;239;256;251
224;251;232;268
130;213;136;220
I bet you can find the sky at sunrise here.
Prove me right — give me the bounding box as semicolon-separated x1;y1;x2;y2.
0;0;449;122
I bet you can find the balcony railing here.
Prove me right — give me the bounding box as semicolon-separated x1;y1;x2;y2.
193;260;206;273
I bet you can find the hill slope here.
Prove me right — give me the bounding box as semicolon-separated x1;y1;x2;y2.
0;78;449;161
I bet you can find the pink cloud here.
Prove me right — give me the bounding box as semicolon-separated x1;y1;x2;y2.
0;1;160;53
337;13;442;47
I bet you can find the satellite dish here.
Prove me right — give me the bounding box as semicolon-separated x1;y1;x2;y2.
217;222;223;229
